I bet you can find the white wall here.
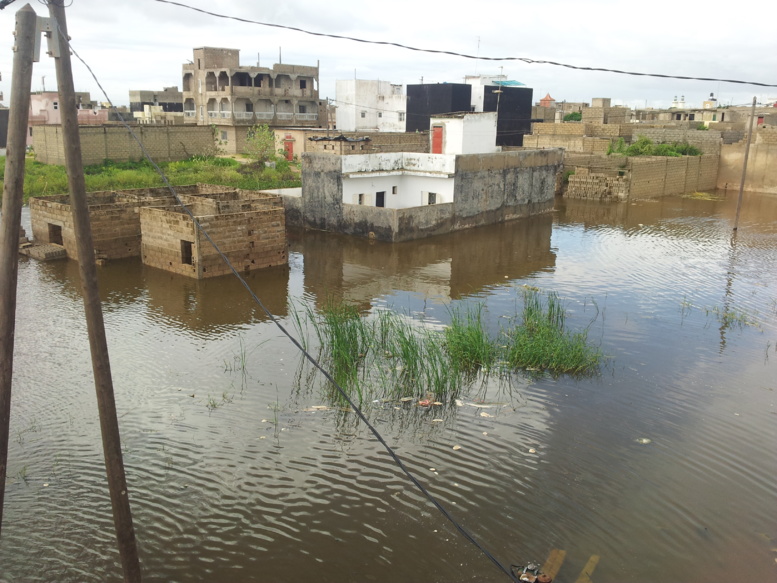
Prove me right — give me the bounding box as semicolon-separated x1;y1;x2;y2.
342;173;454;209
465;75;506;112
335;79;406;132
341;153;456;175
429;113;498;155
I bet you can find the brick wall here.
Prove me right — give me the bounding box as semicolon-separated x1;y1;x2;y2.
636;128;722;155
566;173;629;200
530;123;586;136
564;154;718;199
33;125;216;165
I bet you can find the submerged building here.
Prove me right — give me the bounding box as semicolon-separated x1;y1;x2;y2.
28;185;287;279
291;112;561;241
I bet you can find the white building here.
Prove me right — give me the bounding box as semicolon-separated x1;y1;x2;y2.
429;111;499;155
464;74;526;113
335;79;406;132
341;112;498;208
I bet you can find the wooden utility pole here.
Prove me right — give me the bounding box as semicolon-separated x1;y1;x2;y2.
46;1;141;580
733;96;756;231
0;2;37;535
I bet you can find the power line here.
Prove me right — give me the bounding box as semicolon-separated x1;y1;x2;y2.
153;0;777;88
62;23;521;583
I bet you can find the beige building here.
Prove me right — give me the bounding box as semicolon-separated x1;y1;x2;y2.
181;47;323;153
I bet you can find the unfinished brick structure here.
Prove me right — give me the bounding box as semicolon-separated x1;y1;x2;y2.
28;185;287;278
140;191;286;278
564;154;719;200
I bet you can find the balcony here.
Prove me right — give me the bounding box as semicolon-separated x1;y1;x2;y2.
276;113;294;121
255;112;274;120
296;113;318;121
233;112;254;120
184;111;196;118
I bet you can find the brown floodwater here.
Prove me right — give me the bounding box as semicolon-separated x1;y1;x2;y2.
1;191;775;582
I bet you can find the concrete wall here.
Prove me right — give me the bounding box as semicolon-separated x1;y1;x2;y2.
452;149;560;227
33;125;215;165
718;143;777;194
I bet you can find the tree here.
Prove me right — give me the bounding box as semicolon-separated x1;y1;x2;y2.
244;124;276;164
563;112;582;122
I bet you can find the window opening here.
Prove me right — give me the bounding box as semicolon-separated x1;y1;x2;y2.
181;240;193;265
48;224;63;246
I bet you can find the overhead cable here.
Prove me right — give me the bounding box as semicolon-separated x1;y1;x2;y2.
153;0;777;88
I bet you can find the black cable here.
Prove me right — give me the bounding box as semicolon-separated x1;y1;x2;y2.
55;14;521;583
153;0;777;89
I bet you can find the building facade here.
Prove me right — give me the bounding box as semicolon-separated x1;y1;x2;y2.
335;79;406;132
129;86;184;114
182;47;322;130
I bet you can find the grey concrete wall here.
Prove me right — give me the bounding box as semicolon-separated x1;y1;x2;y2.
453;149;561;228
718;143;777;194
300;154;344;231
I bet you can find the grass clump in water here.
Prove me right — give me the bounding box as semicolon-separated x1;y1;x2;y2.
318;301;371;392
306;289;604;405
444;303;498;374
503;290;603;375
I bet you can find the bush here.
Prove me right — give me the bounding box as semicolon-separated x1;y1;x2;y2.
563;112;582;122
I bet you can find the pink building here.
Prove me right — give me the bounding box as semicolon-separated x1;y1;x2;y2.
28;91;110;146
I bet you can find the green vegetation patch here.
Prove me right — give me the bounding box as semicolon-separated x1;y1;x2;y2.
607;135;702;157
298;289;605;405
0;154;301;203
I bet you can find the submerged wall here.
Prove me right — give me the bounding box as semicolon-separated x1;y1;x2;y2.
718;143;777;194
298;149;562;241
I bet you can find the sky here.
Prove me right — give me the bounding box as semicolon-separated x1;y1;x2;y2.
0;0;775;111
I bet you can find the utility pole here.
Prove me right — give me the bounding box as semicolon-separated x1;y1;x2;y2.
46;1;142;580
0;1;37;535
733;96;756;231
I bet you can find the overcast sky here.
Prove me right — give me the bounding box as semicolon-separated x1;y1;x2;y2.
0;0;775;111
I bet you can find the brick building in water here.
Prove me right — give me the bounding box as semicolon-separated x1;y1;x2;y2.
28;185;287;279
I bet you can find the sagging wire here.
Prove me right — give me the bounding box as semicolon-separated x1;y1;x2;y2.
53;13;522;583
153;0;777;88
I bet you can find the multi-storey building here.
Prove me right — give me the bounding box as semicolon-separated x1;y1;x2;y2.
182;47;321;133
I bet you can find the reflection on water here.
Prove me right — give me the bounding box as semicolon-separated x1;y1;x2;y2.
289;212;555;310
2;195;776;583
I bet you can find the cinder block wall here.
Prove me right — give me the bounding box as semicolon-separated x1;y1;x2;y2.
195;207;287;278
140;207;199;277
33;125;215;165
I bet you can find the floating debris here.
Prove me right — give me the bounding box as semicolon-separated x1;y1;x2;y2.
529;448;537;454
480;411;493;418
636;437;652;445
452;445;462;451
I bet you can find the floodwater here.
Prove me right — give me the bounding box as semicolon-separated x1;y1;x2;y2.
1;191;775;582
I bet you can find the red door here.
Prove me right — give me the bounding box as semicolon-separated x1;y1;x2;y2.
432;126;443;154
283;140;294;161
